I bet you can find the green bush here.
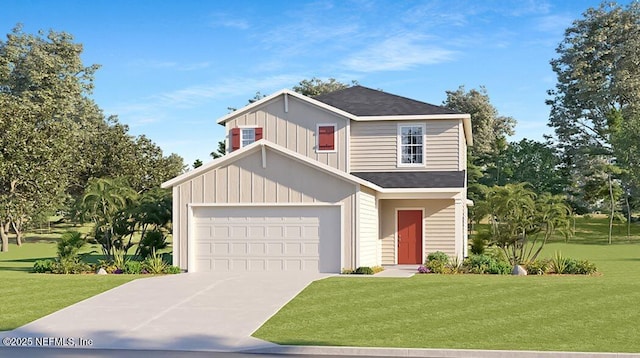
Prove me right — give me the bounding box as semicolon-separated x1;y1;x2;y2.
470;232;489;255
33;260;54;273
124;260;143;274
143;249;168;274
372;266;385;274
463;254;511;275
354;266;374;275
51;259;92;274
550;251;569;274
524;259;550;275
138;230;168;259
163;265;182;274
57;231;85;261
341;268;355;274
425;251;450;274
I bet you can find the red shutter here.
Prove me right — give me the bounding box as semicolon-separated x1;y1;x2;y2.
231;128;240;151
318;126;335;151
254;127;263;141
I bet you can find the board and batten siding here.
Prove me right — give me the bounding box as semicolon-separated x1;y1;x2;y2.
350;119;461;172
172;147;357;270
225;96;348;171
357;187;379;267
380;199;457;265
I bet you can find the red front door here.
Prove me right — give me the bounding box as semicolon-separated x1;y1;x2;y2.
397;210;423;264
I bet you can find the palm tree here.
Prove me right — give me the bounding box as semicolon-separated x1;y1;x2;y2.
80;178;137;257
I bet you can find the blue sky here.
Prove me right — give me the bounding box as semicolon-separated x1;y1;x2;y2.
1;0;626;166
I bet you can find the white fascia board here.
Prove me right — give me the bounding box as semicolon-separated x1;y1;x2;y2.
216;89;355;125
354;114;469;121
377;189;465;200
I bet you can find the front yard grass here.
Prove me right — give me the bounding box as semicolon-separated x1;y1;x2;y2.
0;241;136;331
254;218;640;353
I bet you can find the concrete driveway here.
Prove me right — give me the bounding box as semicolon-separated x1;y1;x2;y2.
1;272;333;352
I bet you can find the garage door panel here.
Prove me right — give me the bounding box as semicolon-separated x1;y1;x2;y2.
192;206;340;273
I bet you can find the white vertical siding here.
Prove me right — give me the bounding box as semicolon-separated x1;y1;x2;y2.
357;188;378;267
225;96;348;171
173;147;357;270
350;119;462;172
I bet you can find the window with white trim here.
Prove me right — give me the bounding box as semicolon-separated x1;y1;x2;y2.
398;124;424;165
241;128;255;147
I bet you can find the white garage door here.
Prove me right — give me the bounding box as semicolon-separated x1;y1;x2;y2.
191;206;341;273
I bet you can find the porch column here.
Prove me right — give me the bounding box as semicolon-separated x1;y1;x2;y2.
454;198;464;261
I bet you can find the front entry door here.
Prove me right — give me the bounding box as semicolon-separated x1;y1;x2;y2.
397;210;423;264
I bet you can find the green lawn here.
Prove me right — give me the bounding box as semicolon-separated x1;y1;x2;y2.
254;217;640;353
0;239;137;331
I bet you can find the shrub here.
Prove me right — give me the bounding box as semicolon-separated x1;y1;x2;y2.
163;266;182;274
124;260;143;274
341;268;355;274
425;251;450;274
417;265;430;274
470;232;489;255
57;231;85;261
371;266;384;274
550;251;569;274
354;266;374;275
112;247;129;270
138;230;168;259
463;254;511;275
574;259;598;275
33;259;54;273
143;249;168;274
524;259;550;275
51;259;92;274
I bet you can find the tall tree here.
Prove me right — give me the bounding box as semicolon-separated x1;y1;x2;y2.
444;86;516;161
547;2;640;207
443;86;516;223
0;26;99;251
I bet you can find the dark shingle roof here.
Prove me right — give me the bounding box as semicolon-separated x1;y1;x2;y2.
352;171;466;189
313;86;461;116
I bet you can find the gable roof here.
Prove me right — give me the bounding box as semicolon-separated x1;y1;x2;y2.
351;171;466;189
215;86;472;145
314;86;461;117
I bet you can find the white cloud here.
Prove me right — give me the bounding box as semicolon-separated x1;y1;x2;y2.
343;35;456;72
208;12;250;30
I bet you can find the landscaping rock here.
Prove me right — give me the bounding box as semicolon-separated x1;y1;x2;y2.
96;268;107;275
512;265;528;275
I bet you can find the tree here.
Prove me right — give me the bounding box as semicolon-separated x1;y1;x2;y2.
443;86;516;225
193;159;203;168
483;138;567;195
444;86;516;161
547;2;640;206
0;26;99;251
78;178;138;258
477;184;572;266
210;140;226;159
292;77;358;96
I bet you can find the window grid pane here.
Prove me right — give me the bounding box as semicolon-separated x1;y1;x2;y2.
400;126;424;164
241;128;255;147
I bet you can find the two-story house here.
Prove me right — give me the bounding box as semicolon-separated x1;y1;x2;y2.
161;86;472;273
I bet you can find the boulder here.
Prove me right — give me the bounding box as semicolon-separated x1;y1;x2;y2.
96;268;107;275
512;265;528;276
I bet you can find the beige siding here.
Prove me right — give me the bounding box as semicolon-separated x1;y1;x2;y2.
426;120;460;171
172;147;357;270
380;199;457;265
225;96;348;171
357;187;378;267
350;119;461;172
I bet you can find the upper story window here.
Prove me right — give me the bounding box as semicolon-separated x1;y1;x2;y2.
316;123;336;152
231;127;263;151
398;124;425;166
